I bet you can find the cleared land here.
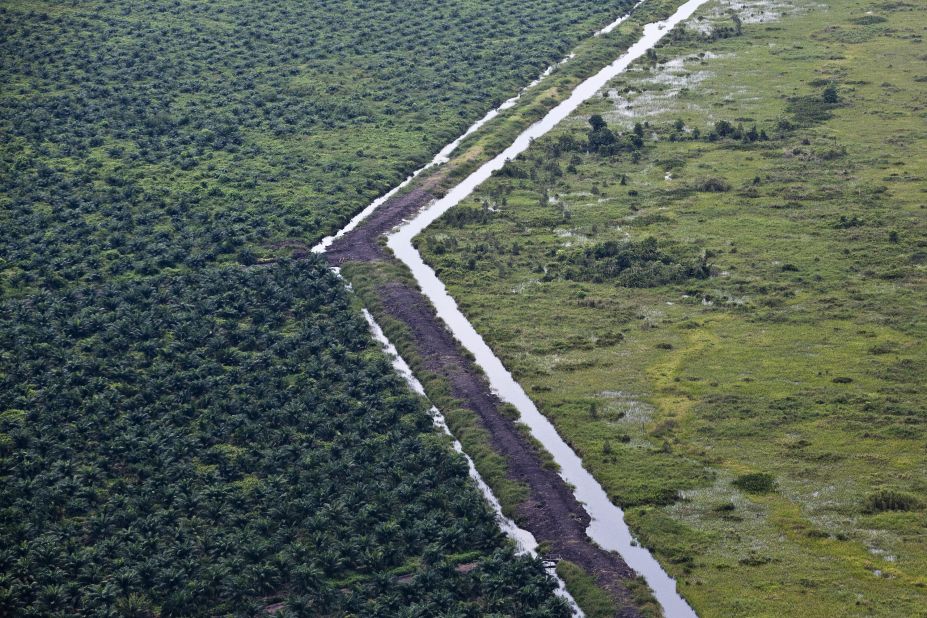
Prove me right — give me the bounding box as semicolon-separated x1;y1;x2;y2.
418;0;927;615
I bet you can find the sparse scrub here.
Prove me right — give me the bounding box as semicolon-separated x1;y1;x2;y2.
863;489;921;513
732;473;776;494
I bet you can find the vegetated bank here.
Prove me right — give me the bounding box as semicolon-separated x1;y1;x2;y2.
417;0;927;615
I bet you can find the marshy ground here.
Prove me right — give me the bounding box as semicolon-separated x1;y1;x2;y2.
419;0;927;614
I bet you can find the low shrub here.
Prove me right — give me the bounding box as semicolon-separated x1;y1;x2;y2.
696;177;731;192
863;489;921;513
733;472;776;494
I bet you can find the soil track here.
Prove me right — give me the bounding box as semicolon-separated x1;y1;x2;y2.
326;187;644;617
326;186;436;263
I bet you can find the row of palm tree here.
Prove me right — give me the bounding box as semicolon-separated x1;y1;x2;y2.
0;262;568;615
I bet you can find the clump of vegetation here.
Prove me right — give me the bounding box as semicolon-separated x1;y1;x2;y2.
586;115;646;155
696;177;732;192
786;84;845;126
564;237;712;287
850;15;887;25
444;205;494;228
863;489;921;513
732;473;777;494
707;119;768;142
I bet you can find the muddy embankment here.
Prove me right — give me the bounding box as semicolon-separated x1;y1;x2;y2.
326;186;435;264
326;188;644;616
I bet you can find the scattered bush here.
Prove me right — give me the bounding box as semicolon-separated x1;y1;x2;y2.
696;177;731;192
732;473;776;494
586;115;645;155
786;85;844;126
863;489;921;513
563;237;712;287
850;15;887;25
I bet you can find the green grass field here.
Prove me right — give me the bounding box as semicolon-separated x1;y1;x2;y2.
419;0;927;614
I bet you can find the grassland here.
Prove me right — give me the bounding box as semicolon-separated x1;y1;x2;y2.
418;0;927;614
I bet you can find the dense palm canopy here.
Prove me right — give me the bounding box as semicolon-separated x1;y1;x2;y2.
1;0;634;294
0;261;568;616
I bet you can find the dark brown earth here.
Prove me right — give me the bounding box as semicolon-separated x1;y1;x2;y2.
326;185;437;263
326;187;645;617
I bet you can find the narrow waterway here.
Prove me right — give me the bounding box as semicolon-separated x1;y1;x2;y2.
384;1;711;616
360;308;584;617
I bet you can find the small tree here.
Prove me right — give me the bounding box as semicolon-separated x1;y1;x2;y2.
588;114;607;132
587;116;616;154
